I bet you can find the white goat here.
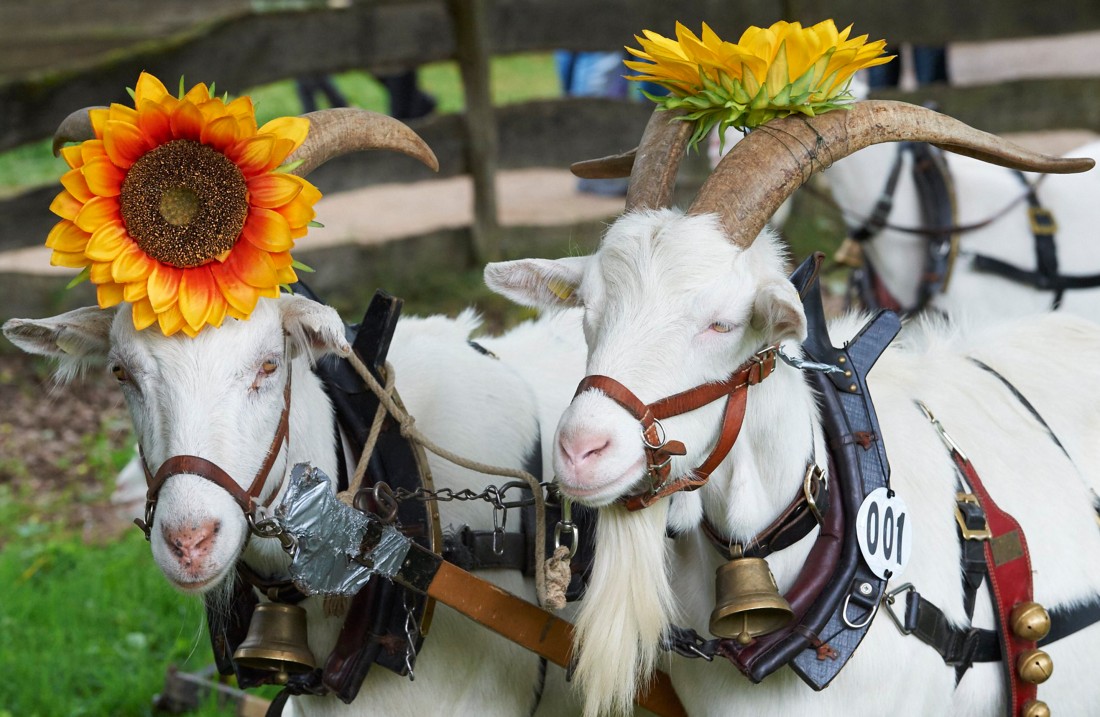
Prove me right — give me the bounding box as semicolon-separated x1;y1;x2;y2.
487;101;1100;716
3;294;588;716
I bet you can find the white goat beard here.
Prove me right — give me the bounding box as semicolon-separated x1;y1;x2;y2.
574;501;674;717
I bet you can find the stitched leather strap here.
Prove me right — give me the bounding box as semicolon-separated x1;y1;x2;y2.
575;348;778;511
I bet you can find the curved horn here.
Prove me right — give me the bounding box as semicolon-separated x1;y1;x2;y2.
623;108;694;211
690;100;1096;248
286;108;439;177
571;149;636;180
53;106;106;156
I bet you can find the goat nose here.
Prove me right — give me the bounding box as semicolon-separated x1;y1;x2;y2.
162;520;221;570
559;434;612;468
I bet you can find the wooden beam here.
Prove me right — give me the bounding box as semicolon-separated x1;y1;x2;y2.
446;0;500;262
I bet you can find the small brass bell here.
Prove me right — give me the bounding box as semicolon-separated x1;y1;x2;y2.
709;552;793;645
1016;648;1054;685
1021;700;1051;717
234;602;317;684
833;238;865;269
1010;601;1051;641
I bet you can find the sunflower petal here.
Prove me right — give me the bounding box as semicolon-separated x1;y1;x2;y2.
259;116;310;152
157;303;186;336
276;196;316;231
170;101;205;142
46;221;91;253
247;173;303;209
49;251;90;269
206;291;228;328
200;115;240;152
84;220;130;262
49;190;84;221
276;265;298;284
60;168;94;203
147;263;182;313
131;297;158;331
210;263;260;315
89;108;110;139
225;239;279;289
81;156;126;197
134;72;170;106
137;100;174;147
74;196;120;232
110;241;156;283
179;266;218;331
90;261;114;284
60;145;85;170
123;279;149;303
96;282;125;309
242;207;293;253
103;120;151;169
230;135;277;176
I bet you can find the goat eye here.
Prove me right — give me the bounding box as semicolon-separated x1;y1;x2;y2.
261;360;279;375
111;364;128;382
709;321;735;334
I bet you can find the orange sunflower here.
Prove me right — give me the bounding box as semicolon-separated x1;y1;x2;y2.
47;72;321;337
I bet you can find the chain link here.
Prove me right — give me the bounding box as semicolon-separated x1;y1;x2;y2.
403;590;418;681
387;480;557;509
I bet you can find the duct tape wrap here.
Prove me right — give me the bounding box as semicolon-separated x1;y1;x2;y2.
276;463;411;597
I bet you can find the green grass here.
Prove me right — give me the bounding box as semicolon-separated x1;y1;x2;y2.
0;53;562;195
0;531;239;717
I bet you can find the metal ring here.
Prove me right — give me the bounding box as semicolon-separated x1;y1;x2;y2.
373;482;399;524
842;583;883;629
883;582;915;635
553;522;579;558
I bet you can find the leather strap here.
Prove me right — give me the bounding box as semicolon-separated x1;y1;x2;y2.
951;449;1038;715
425;559;687;717
135;365;292;537
575;347;778;511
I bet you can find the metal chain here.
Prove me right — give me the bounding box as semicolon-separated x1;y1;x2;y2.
388;480;555;508
403;590;419;681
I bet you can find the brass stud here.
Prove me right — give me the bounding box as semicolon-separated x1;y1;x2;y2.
837;356;846;364
1011;602;1051;641
1017;648;1053;684
849;384;858;392
1021;699;1050;717
844;370;852;378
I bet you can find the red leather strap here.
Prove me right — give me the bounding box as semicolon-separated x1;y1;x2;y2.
951;452;1037;715
574;348;778;511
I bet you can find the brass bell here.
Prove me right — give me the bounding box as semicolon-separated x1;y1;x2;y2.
1011;601;1051;641
833;238;864;269
709;556;794;645
1021;700;1050;717
234;602;317;684
1016;648;1054;685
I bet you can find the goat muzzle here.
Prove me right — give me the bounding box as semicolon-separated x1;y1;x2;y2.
573;347;778;510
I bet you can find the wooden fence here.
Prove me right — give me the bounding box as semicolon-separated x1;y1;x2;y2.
3;0;1100;261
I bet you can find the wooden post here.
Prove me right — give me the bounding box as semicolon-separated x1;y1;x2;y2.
446;0;501;262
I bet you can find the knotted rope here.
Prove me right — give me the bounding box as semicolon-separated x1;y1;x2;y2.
339;351;568;609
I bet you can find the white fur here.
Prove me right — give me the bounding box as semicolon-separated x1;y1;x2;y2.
3;295;589;716
486;207;1100;716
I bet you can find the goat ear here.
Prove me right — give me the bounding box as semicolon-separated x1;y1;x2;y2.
280;295;352;359
750;278;807;344
484;257;587;309
2;306;115;361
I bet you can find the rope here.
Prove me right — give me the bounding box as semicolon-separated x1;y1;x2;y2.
344;351;554;608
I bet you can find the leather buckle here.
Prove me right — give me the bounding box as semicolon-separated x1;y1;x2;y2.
1028;206;1057;236
955;493;991;541
803;462;826;524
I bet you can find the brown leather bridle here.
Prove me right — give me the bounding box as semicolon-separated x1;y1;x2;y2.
574;347;778;511
134;366;293;540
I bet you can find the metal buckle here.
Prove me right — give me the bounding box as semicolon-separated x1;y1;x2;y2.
803;463;826;524
883;582;915;635
1028;206;1057;236
954;493;992;541
641;418;667;450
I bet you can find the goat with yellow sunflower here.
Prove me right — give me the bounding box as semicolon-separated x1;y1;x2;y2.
47;72;437;337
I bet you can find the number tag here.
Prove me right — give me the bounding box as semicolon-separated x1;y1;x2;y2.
855;487;912;579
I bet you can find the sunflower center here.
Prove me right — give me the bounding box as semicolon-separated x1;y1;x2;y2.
120;139;249;268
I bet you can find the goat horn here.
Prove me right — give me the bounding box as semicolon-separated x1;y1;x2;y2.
624;108;694;211
53;106;106;156
571;149;636;179
286;108;439;177
690;100;1096;248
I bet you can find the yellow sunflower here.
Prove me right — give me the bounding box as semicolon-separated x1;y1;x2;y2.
47;72;321;337
625;20;894;148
